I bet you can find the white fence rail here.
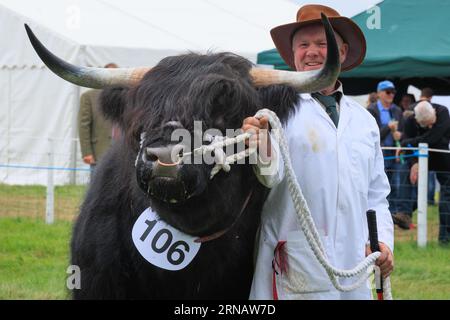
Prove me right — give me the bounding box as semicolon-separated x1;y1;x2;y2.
0;134;90;185
417;143;429;248
382;143;450;247
0;141;448;247
0;135;90;222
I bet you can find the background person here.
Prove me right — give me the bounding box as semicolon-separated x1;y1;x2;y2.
367;81;411;229
410;88;441;205
78;63;118;177
401;101;450;244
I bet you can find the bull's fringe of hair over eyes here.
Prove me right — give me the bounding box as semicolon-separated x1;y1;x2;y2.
99;52;300;150
121;53;259;146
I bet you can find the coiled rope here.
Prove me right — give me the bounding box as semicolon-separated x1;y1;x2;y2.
179;108;393;298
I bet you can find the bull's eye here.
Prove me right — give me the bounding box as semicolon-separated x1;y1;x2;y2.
211;150;216;158
178;149;184;159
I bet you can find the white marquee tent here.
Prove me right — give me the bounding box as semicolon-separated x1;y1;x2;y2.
0;0;300;185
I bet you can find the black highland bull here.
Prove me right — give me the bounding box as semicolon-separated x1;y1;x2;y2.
24;14;339;299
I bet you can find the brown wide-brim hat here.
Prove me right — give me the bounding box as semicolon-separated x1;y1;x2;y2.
270;4;366;72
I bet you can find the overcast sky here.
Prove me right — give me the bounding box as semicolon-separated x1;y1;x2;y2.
0;0;384;59
292;0;383;18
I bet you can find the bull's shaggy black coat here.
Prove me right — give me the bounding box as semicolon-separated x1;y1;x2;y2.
71;53;298;299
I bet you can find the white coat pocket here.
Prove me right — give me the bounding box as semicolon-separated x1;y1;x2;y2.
275;230;331;299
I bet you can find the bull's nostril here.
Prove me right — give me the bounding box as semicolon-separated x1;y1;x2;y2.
146;145;184;166
145;149;158;162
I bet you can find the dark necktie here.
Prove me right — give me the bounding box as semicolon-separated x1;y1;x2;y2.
312;92;340;128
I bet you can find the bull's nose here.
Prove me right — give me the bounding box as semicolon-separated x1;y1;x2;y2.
146;146;179;164
146;145;183;178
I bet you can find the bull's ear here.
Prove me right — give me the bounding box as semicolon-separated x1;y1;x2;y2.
209;89;228;129
208;78;239;129
99;86;129;126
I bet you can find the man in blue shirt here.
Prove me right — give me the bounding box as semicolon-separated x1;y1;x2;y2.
368;81;411;229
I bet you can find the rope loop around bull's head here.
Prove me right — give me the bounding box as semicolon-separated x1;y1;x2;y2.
134;128;258;180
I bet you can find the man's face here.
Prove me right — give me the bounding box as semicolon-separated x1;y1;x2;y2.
292;24;348;72
378;89;396;105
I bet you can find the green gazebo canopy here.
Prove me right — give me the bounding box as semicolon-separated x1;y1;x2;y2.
257;0;450;94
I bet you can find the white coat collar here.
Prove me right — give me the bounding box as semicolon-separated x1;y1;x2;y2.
298;83;353;136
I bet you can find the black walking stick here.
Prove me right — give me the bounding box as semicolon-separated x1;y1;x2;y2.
367;209;383;300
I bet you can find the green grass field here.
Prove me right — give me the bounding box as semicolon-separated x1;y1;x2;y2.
391;241;450;299
0;185;449;299
0;217;72;299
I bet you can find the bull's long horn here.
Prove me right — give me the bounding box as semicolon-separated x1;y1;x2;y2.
250;13;340;93
24;24;150;89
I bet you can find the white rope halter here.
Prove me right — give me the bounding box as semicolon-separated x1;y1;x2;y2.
180;132;257;179
177;108;393;298
255;109;392;298
137;110;392;298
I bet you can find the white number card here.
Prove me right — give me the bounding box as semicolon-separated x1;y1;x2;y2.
132;208;201;271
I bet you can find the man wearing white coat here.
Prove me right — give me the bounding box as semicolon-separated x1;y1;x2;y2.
242;5;394;300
